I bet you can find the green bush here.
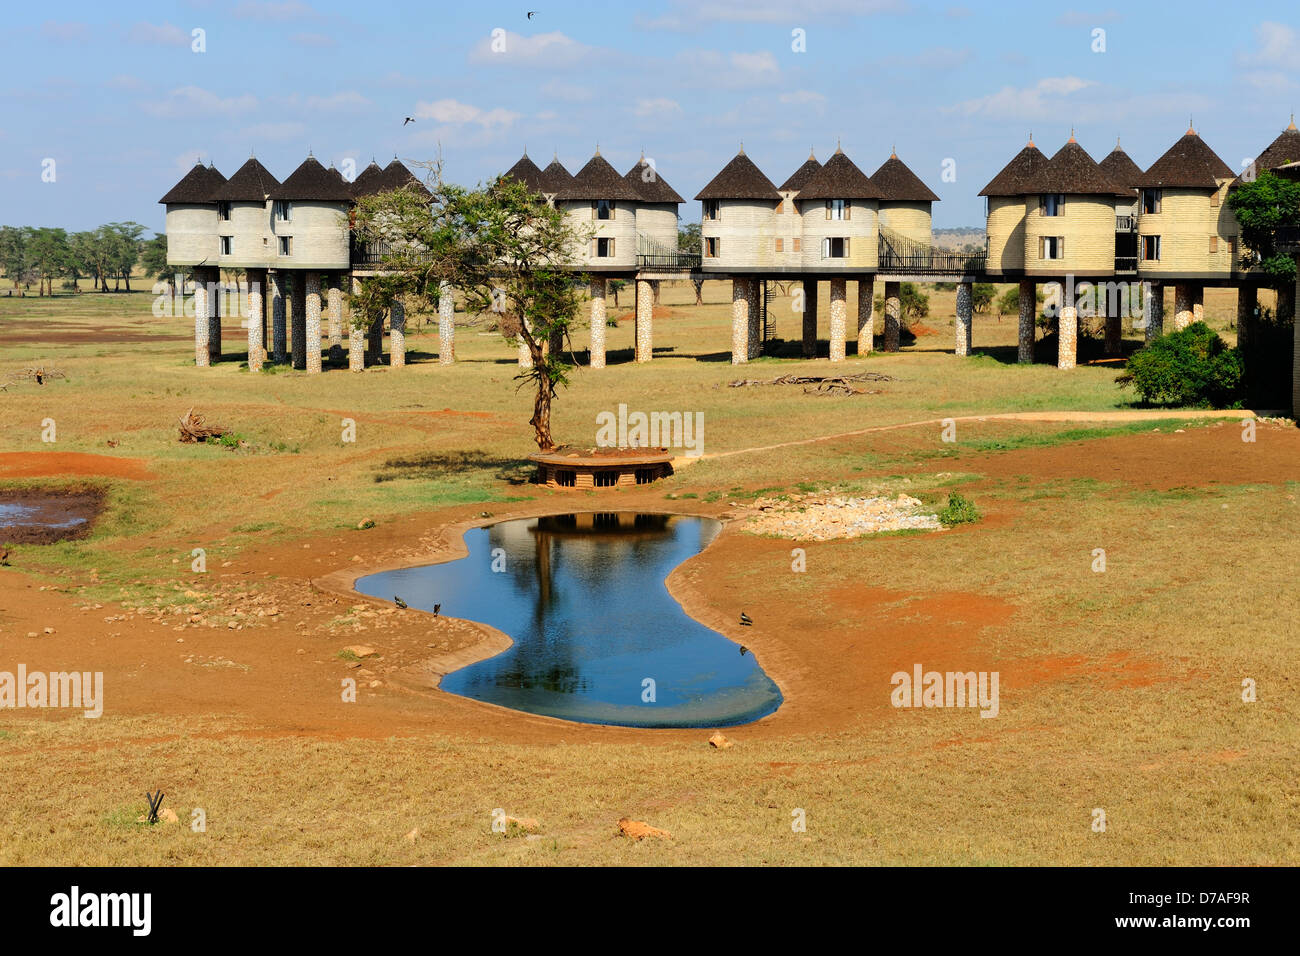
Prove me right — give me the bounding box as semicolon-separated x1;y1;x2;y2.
938;492;980;527
1117;321;1242;408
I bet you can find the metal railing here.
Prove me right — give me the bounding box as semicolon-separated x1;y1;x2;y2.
1116;215;1138;232
878;227;987;275
1114;257;1138;273
635;233;701;270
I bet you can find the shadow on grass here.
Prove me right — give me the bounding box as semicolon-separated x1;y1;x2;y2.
374;450;535;485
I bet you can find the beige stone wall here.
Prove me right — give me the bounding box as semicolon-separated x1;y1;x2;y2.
1137;184;1236;277
560;200;637;268
165;205;220;266
985;196;1026;275
878;201;932;245
634;204;679;251
1024;193;1115;276
218;201;274;268
798;199;879;270
701;199;779;269
272;201;349;269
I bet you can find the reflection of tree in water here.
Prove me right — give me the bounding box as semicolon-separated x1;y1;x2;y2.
474;513;677;696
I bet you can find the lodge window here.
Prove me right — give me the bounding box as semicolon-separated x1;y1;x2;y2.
279;236;292;257
1141;189;1161;215
823;237;849;258
635;468;656;485
1040;236;1064;260
826;199;849;221
775;238;783;252
1042;193;1065;217
792;238;801;252
1210;187;1221;208
593;200;614;221
1209;236;1219;254
705;237;720;258
274;201;292;221
220;236;233;255
555;470;576;487
1141;235;1160;261
595;237;615;258
593;470;619;487
703;200;720;221
217;201;231;221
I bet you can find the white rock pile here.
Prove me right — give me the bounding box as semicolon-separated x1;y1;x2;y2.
744;492;942;541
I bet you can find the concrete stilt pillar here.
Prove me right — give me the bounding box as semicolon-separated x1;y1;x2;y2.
347;276;364;372
955;281;973;357
517;316;533;368
193;271;210;367
1237;285;1257;353
1173;283;1194;330
731;278;750;365
1017;280;1036;363
270;270;286;363
1058;305;1078;370
802;278;818;358
207;270;222;362
305;271;322;374
390;296;406;369
883;281;901;352
857;277;874;355
438;281;455;365
635;278;653;362
589;278;606;369
829;278;847;363
291;275;307;370
747;278;762;359
247;269;265;372
327;277;343;366
1144;281;1163;342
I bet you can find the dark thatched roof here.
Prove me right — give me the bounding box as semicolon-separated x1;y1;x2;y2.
349;161;385;197
159;162;226;204
1097;143;1142;196
623;157;684;204
1033;139;1132;196
978;141;1048;196
558;152;643;201
779;152;822;192
870;152;939;202
271;156;355;201
1234;119;1300;185
211;157;279;202
502;153;548;193
540;157;574;194
377;159;433;198
796;148;884;201
1134;130;1233;189
695;150;781;201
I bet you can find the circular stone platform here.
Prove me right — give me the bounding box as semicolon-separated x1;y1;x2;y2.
530;447;675;489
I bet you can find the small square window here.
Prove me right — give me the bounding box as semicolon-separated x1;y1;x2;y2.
1042;194;1065;216
1141;189;1161;215
220;236;232;255
792;238;801;252
595;237;615;258
702;200;720;221
1209;236;1218;253
775;238;784;252
1142;235;1160;261
705;237;720;258
274;201;292;221
279;236;292;257
217;201;231;222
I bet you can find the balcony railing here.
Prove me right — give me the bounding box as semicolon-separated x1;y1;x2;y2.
878;227;987;275
1114;256;1138;274
1116;215;1138;232
636;233;700;270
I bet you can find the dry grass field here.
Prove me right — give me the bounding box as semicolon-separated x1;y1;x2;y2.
0;279;1296;865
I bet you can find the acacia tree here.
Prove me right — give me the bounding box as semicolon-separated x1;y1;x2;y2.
352;166;585;451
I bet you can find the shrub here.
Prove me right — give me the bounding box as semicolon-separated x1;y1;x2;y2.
1116;321;1242;408
938;492;980;527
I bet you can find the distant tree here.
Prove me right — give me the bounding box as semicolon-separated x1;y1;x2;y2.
608;279;626;308
27;227;70;296
0;225;31;294
1117;321;1242;408
67;231;98;292
679;223;704;304
971;282;996;313
873;282;929;324
107;221;145;291
140;233;171;291
996;285;1045;316
1226;171;1300;287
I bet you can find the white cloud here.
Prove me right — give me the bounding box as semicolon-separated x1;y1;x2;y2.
541;80;595;102
778;90;827;107
878;46;972;70
127;22;188;46
414;98;521;129
146;86;258;119
1243;21;1298;69
679;49;781;89
303;91;370;111
232;1;318;20
634;97;682;118
469;30;595;68
693;0;905;22
953;76;1095;119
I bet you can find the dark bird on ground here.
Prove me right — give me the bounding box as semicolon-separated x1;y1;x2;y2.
433;603;441;617
403;116;415;126
739;612;752;626
0;548;9;567
739;645;748;656
394;596;408;609
106;439;119;448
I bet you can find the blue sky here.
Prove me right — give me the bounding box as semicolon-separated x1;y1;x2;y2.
2;0;1298;233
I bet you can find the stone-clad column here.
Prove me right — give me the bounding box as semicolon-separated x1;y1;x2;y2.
390;296;406;369
291;274;307;370
438;281;455;365
193;271;210;367
746;278;761;359
1143;281;1163;343
829;277;847;362
270;270;287;363
1058;304;1078;370
207;270;222;362
517;316;533;368
635;278;653;362
955;281;973;357
1018;280;1035;363
857;277;874;355
731;278;750;364
588;278;606;369
247;269;265;372
327;276;344;367
348;276;364;372
1173;283;1194;330
802;278;818;358
305;271;322;374
1191;284;1204;325
883;281;901;352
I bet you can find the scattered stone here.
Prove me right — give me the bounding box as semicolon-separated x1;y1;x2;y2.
43;627;54;634
618;818;671;841
708;733;733;750
405;827;419;843
745;491;942;541
357;519;375;530
26;632;37;638
506;816;539;832
344;645;377;658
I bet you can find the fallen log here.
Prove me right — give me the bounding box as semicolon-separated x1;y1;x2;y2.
177;407;225;443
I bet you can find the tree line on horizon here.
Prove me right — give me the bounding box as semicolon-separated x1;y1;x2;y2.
0;224;167;296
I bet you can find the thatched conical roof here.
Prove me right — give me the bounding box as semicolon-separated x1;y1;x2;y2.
1033;138;1132;196
1234;117;1300;185
502;153;548;193
779;151;822;193
377;159;432;198
558;151;643;201
539;156;574;194
978;140;1048;196
211;157;278;202
623;156;684;204
349;161;386;198
159;162;226;204
695;149;781;201
795;147;884;200
870;152;939;202
1134;129;1233;189
271;156;354;201
1097;141;1142;196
